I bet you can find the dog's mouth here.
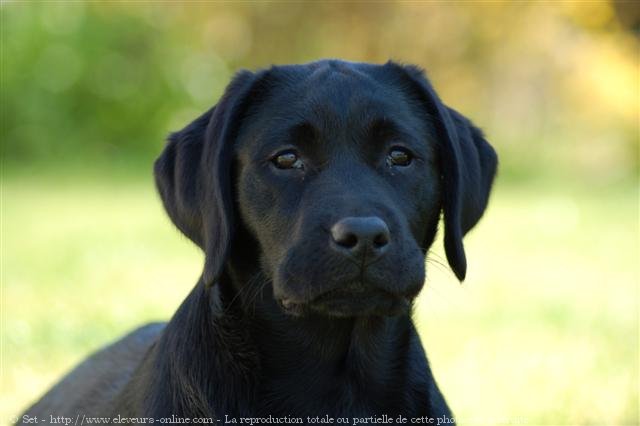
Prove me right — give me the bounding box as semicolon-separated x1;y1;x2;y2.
278;285;411;318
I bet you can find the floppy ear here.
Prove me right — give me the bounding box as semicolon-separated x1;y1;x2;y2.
390;63;498;281
154;70;264;288
439;107;497;281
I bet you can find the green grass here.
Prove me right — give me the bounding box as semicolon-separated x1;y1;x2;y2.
1;169;638;425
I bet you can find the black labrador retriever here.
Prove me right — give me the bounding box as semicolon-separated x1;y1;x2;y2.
19;60;496;425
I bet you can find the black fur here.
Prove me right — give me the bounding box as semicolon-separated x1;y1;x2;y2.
19;60;497;425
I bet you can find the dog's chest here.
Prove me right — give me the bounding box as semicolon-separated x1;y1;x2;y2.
253;369;417;421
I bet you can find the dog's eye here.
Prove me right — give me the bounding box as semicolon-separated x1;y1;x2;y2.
272;150;304;170
386;147;413;167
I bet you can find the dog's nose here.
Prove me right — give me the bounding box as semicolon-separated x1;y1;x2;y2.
330;216;390;261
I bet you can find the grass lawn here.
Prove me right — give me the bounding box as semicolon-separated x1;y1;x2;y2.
2;168;638;425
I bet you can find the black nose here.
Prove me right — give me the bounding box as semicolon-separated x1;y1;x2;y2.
330;216;390;261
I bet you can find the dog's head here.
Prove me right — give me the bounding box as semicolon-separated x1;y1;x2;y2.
155;60;497;318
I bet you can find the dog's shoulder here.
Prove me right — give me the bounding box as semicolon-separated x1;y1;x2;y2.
18;323;165;424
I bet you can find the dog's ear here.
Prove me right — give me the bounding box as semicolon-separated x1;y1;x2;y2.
154;70;264;288
439;106;497;281
389;63;498;281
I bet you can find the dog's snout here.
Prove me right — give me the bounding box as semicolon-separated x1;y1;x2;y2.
330;216;390;260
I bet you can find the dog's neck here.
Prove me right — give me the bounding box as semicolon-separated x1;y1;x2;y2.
140;268;431;420
222;262;418;416
246;296;412;378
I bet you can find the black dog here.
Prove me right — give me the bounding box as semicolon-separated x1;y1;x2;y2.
19;60;496;425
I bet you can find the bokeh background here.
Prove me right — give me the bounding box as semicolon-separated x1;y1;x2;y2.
2;2;638;425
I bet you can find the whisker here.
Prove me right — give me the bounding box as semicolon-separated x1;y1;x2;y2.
221;271;266;316
245;272;270;317
421;275;454;306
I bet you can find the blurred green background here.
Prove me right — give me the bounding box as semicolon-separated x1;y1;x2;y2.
1;2;638;425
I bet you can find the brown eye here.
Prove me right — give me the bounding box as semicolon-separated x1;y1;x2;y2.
272;150;304;170
387;147;413;167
